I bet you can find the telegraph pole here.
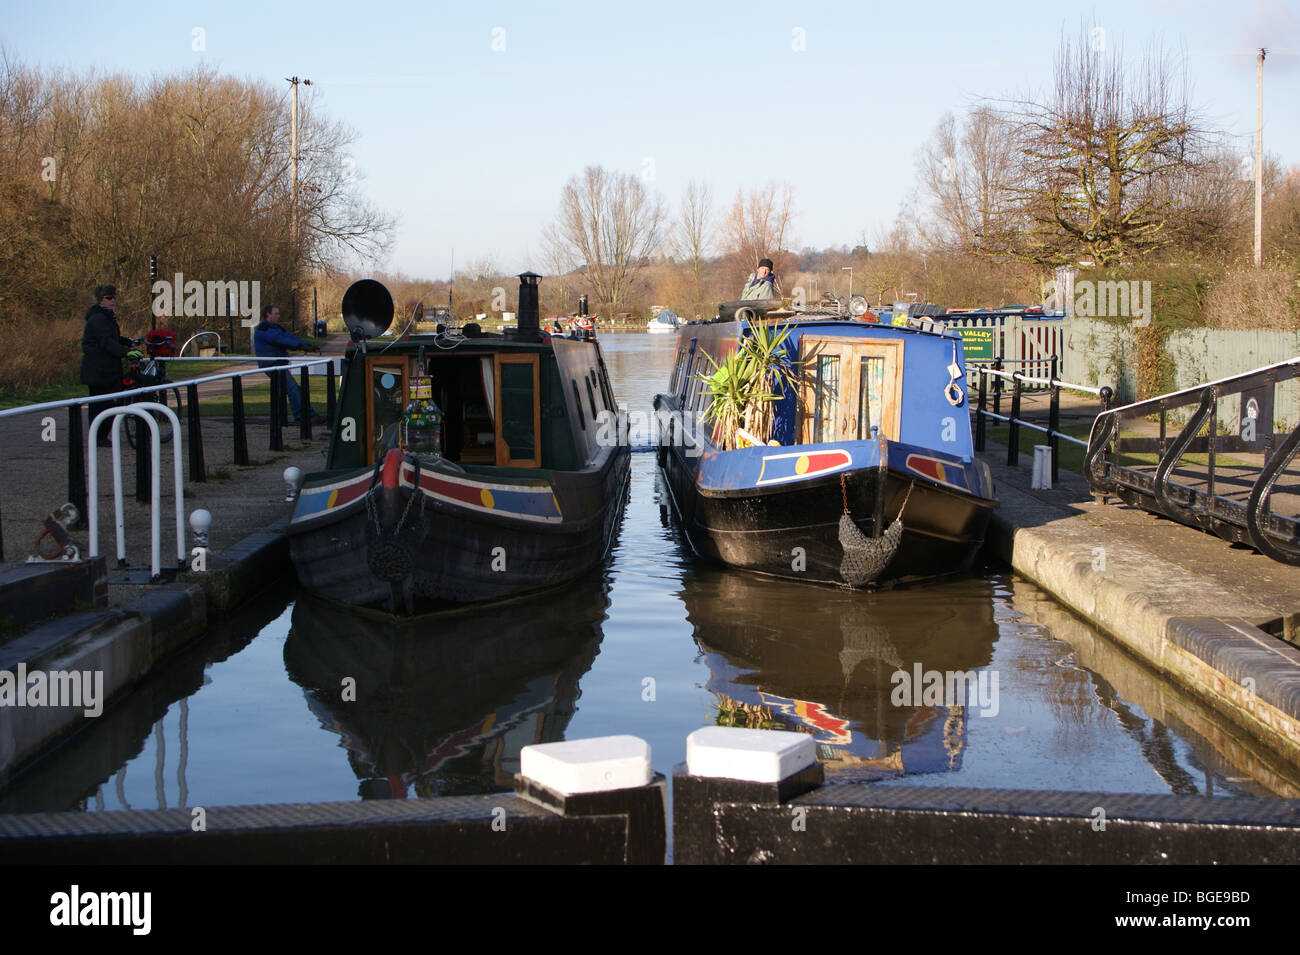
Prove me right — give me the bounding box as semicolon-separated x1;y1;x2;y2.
1255;49;1265;268
287;76;312;249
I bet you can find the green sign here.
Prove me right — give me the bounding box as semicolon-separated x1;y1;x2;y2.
957;327;994;361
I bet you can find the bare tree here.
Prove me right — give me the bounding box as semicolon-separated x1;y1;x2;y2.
992;26;1213;266
719;182;796;281
861;221;917;307
547;165;665;316
294;87;394;271
670;178;713;315
917;107;1018;251
538;228;580;316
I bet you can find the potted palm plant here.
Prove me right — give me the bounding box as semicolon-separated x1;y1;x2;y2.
698;321;799;450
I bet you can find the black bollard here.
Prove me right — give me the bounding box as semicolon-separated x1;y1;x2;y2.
279;369;290;428
269;371;283;452
135;410;151;504
232;375;249;466
326;361;336;424
300;364;312;440
186;383;206;482
992;356;1003;418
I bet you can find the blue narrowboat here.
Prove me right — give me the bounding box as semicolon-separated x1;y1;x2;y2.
653;301;996;588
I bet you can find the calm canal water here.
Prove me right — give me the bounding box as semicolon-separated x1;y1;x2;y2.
3;333;1298;813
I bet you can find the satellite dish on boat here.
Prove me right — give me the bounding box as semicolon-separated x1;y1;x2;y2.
341;279;395;339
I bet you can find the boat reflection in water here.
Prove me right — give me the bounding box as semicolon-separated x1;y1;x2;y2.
284;575;611;799
684;571;999;781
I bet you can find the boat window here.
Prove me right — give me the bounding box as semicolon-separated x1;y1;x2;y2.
572;379;585;429
680;339;697;403
366;360;407;464
598;366;615;409
686;351;704;410
499;361;536;461
585;378;598;422
857;356;885;438
812;355;840;444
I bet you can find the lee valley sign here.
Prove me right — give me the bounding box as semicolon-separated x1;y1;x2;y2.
956;327;994;361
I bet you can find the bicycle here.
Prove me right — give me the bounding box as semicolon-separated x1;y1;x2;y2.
119;334;184;450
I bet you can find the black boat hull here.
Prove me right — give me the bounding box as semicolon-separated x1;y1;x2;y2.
288;451;629;613
659;442;995;587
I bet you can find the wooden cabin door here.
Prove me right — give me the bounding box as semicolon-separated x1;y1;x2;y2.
494;354;541;467
798;337;904;443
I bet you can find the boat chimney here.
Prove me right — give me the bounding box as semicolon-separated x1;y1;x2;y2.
518;271;541;343
578;294;588;318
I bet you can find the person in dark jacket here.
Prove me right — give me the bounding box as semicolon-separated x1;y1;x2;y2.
254;304;323;424
80;284;140;446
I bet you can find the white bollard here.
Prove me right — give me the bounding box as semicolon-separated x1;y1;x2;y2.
685;726;816;782
189;509;212;549
283;466;303;503
1032;445;1052;490
520;735;652;795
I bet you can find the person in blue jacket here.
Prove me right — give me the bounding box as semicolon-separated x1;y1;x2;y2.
254;304;324;424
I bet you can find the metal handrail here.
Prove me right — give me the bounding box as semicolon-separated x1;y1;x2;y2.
1086;358;1300;564
1101;356;1300;419
970;364;1106;395
0;357;332;420
87;403;186;581
1246;424;1300;564
178;331;222;357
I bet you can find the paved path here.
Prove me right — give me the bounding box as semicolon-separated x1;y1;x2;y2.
0;410;329;607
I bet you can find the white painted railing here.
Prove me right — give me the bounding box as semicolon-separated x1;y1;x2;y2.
87;404;186;581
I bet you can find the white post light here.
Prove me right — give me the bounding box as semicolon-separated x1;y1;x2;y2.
284;466;303;502
189;509;212;549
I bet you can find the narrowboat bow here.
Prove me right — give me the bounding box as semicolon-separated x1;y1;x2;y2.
287;274;630;614
654;298;996;588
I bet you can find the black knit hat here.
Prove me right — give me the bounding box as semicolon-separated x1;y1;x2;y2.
94;284;118;302
758;258;774;271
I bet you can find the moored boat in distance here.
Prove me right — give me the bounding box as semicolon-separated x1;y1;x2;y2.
647;310;680;334
653;297;996;588
287;273;630;614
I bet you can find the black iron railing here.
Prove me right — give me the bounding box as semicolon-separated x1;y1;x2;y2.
970;356;1113;483
1084;358;1300;564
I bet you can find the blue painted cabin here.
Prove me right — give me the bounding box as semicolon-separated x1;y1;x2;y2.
653;313;996;588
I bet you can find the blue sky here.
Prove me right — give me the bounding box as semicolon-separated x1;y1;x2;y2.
5;0;1298;278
